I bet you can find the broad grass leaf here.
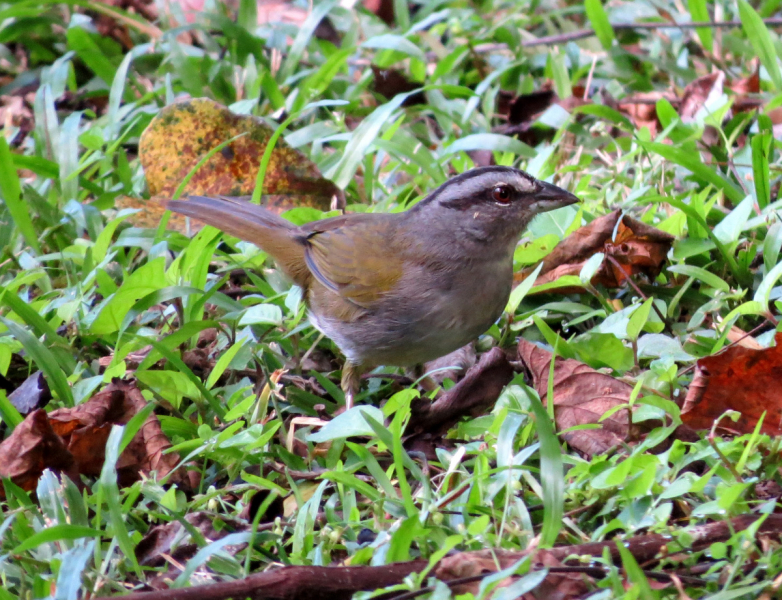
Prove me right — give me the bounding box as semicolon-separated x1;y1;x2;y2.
712;195;754;244
444;133;535;158
307;406;384;442
584;0;615;50
0;137;40;254
239;304;283;327
90;257;167;335
738;0;782;90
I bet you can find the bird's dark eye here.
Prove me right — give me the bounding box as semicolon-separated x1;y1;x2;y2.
492;185;512;204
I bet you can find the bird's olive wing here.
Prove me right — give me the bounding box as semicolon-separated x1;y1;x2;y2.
301;216;404;308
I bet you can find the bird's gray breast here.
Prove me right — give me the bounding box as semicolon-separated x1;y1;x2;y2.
335;255;513;367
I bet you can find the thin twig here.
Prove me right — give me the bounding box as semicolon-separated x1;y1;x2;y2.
605;254;674;333
473;18;782;51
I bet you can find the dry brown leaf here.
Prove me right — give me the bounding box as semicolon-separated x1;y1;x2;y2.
730;60;762;114
0;379;185;495
370;65;426;106
0;409;77;494
0;94;34;146
612;91;676;136
518;338;637;457
681;332;782;435
136;511;249;567
679;72;724;123
498;87;589;139
127;98;342;233
517;210;674;292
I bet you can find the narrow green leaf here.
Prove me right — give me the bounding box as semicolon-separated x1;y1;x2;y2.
0;390;23;430
626;298;653;341
616;539;658;598
638;142;744;203
99;426;142;577
205;338;248;389
0;136;40;254
11;525;101;554
752;114;773;208
738;0;782;91
0;318;73;406
528;391;564;548
667;264;730;292
584;0;615;50
326;92;414;189
444;133;535;159
142;337;225;420
279;0;339;81
688;0;712;51
506;263;543;314
66;26;118;87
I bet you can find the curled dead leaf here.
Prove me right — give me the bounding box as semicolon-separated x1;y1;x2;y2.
136;511;249;567
517;338;638;457
517;209;674;293
0;409;77;494
681;332;782;435
679;71;724;123
0;379;185;496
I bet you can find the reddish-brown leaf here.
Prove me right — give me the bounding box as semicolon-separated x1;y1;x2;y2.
0;379;185;495
517;209;674;292
679;72;724;122
0;409;77;494
518;338;639;457
681;332;782;435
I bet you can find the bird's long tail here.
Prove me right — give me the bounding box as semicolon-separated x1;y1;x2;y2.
166;196;309;286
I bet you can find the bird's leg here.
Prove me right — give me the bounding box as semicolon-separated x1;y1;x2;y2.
341;361;364;410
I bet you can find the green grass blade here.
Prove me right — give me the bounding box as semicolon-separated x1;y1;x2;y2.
0;317;73;406
527;391;564;548
0;137;41;254
688;0;712;51
584;0;615;50
738;0;782;91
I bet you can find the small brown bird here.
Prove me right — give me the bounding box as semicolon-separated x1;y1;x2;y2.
167;166;578;407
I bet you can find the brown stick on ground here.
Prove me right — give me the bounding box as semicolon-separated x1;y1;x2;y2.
473;17;782;50
92;514;782;600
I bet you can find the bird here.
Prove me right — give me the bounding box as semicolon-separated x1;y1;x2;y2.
166;166;579;408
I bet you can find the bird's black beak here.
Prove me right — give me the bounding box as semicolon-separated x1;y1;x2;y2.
531;180;580;213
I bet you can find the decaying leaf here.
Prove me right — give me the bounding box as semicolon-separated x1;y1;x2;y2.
497;86;589;140
8;371;51;415
681;332;782;435
136;511;249;567
517;338;637;457
371;66;426;106
0;409;77;494
517;209;674;292
0;379;185;495
408;347;514;438
678;71;724;123
124;98;342;233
